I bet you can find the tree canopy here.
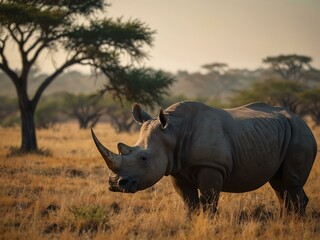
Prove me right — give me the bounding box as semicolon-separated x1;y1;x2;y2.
0;0;174;152
263;54;312;81
230;78;306;113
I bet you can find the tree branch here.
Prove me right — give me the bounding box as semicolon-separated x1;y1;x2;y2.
0;36;19;85
26;35;45;56
7;24;21;44
28;40;49;65
32;58;80;108
28;32;69;65
7;24;32;80
24;25;37;44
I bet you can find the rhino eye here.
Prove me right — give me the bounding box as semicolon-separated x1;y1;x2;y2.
141;156;147;162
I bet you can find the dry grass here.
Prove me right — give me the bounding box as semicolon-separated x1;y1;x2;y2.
0;122;319;239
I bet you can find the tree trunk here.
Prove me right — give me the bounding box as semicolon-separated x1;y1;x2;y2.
78;117;88;129
17;86;38;152
20;104;37;151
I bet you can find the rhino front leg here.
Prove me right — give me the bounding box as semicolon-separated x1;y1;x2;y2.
199;189;220;215
198;168;223;215
170;176;200;215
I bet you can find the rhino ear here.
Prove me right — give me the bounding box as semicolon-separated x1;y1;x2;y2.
159;109;169;129
132;104;152;124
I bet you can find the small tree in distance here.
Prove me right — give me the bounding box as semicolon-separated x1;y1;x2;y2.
202;62;228;75
0;0;174;153
35;95;62;129
230;78;305;113
231;54;317;114
62;93;107;129
105;103;138;133
263;54;313;81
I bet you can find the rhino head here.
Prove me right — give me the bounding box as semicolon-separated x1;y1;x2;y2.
91;104;174;193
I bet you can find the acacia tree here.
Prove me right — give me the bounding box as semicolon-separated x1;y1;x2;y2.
230;78;306;113
34;95;62;129
201;62;227;99
251;54;316;113
263;54;313;81
0;0;173;152
61;93;107;129
202;62;228;75
104;101;138;133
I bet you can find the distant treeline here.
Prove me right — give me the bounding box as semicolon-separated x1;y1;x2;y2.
1;55;320;130
0;93;183;131
1;84;320;131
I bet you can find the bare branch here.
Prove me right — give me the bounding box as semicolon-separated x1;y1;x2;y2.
16;25;25;41
0;36;19;85
7;24;17;40
28;40;49;65
0;35;8;55
28;33;69;65
26;36;44;56
7;23;32;80
32;57;83;108
24;25;37;44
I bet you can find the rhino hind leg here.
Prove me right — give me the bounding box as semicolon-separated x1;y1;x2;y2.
270;120;315;216
285;187;309;215
269;176;290;215
269;174;309;216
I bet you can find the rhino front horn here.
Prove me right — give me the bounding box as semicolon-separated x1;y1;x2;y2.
91;129;122;171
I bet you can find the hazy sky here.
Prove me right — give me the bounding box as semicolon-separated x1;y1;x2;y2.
109;0;320;72
5;0;320;74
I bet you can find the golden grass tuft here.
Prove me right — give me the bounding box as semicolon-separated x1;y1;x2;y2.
0;122;319;239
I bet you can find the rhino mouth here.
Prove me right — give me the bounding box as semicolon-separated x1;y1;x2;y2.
108;176;139;193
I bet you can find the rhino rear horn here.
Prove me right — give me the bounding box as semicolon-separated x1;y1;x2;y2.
91;129;122;171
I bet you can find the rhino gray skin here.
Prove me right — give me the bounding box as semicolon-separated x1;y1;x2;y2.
91;101;317;215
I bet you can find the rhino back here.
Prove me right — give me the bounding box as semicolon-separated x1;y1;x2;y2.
220;105;287;190
167;102;315;192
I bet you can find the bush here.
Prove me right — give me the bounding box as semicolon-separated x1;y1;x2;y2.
0;96;19;127
229;78;306;112
299;88;320;125
1;115;20;127
68;205;110;233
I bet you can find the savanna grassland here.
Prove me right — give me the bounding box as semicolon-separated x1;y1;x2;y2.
0;122;320;239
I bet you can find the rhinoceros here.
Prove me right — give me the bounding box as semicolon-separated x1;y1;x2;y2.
91;101;317;215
